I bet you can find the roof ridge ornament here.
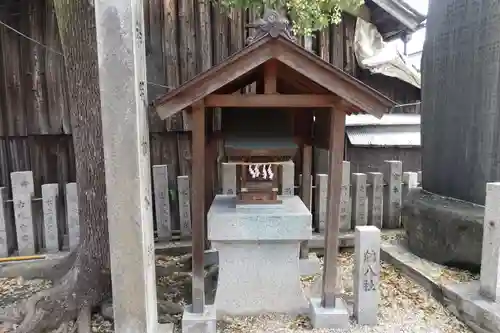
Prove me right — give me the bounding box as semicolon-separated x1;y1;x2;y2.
246;9;296;45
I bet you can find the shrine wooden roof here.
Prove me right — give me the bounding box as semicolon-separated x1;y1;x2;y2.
153;11;396;119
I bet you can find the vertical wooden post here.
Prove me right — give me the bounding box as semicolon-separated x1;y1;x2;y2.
321;107;346;308
94;0;157;331
300;144;313;259
191;101;206;314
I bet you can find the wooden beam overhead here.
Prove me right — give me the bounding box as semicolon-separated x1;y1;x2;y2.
205;94;338;108
264;60;278;94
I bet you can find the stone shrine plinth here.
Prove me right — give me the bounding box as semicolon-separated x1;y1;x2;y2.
208;195;311;316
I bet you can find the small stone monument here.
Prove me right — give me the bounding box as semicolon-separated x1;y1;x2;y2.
353;225;381;325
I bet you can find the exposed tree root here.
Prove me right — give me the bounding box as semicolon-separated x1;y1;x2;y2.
0;254;110;333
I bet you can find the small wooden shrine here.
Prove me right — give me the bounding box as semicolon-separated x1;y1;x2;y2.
153;9;395;315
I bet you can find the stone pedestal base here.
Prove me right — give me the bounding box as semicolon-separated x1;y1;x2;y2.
402;188;483;271
181;305;216;333
309;297;350;329
300;253;321;277
208;195;312;317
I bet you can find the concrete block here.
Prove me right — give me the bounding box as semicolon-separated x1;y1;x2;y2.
299;253;321;277
182;305;216;333
480;182;500;301
208;195;311;316
309;297;349;329
354;226;380;325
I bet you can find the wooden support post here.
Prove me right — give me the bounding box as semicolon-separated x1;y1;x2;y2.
300;144;312;259
191;102;206;314
95;0;157;331
321;107;346;308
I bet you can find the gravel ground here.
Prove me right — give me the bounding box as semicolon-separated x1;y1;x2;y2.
0;247;474;333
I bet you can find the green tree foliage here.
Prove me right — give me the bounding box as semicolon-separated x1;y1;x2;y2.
218;0;364;35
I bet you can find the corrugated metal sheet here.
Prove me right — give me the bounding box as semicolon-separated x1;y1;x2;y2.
346;124;420;147
345;113;420;126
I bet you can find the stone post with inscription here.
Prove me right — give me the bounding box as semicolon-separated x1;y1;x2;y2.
281;161;295;196
367;172;383;228
480;182;500;301
351;173;368;228
353;225;380;325
11;171;35;256
222;163;237;195
178;175;192;238
153;165;172;241
383;160;402;229
339;161;351;231
94;1;158;332
42;184;60;253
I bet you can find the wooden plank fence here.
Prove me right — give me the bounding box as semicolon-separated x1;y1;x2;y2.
0;160;421;257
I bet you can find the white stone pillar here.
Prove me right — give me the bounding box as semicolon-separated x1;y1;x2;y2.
339;161;351;231
367;172;383;229
353;226;380;325
480;182;500;301
281;161;294;196
65;183;79;250
42;184;60;253
402;172;418;200
351;173;368;228
94;1;157;332
383;160;402;229
221;163;237;195
11;171;35;255
153;165;172;241
315;174;327;232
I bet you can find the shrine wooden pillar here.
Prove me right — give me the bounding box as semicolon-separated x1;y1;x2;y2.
191;101;206;313
321;106;346;307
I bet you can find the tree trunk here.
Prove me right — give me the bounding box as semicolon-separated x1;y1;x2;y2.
0;0;111;331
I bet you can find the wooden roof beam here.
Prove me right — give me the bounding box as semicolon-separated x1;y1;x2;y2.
205;94;338;108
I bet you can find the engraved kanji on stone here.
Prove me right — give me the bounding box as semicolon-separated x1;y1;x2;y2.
392;186;399;194
135;20;143;44
139;81;146;99
141;137;149;156
16;201;25;209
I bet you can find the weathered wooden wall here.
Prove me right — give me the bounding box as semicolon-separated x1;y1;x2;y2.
0;0;419;198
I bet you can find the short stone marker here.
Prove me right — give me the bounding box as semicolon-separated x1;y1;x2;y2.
339;161;351;231
281;161;294;196
383;160;402;228
480;182;500;301
65;183;80;250
153;165;172;241
177;176;192;238
221;163;237;195
351;173;368;228
315;174;327;232
367;172;383;228
353;225;380;325
11;171;35;255
42;184;60;253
